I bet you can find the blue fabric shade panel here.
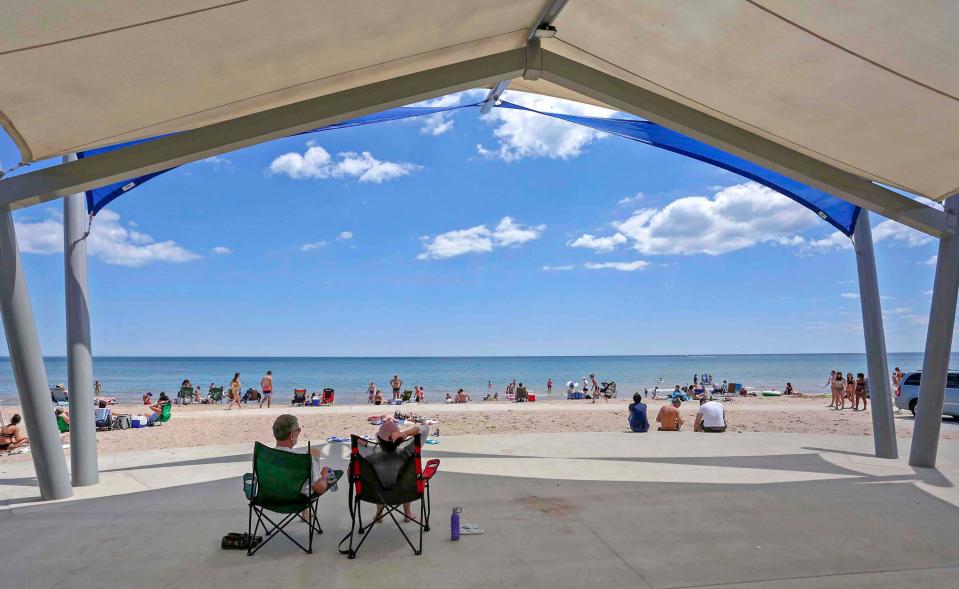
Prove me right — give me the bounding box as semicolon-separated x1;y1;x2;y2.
80;100;860;235
80;103;478;216
495;102;860;236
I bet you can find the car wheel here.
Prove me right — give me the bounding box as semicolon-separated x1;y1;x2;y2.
909;399;918;416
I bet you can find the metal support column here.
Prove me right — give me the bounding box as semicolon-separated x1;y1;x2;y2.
852;211;897;458
0;208;72;499
910;196;959;468
64;153;98;486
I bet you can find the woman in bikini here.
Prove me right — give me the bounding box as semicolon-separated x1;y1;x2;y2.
843;372;856;410
227;372;242;410
854;373;869;411
830;370;845;409
0;414;29;452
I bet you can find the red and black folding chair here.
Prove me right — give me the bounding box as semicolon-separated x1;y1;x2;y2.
338;433;439;558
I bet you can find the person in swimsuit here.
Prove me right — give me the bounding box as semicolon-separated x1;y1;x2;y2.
547;378;553;394
843;372;856;410
259;370;274;408
374;389;384;405
854;373;868;411
228;372;242;410
830;370;844;409
825;370;837;407
0;414;29;451
390;374;402;401
367;382;376;404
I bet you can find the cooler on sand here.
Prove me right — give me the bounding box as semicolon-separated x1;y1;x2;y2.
528;394;536;402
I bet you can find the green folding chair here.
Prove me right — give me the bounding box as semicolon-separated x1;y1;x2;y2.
56;414;70;433
245;442;336;555
178;385;194;404
400;389;413;402
209;386;224;403
157;403;172;425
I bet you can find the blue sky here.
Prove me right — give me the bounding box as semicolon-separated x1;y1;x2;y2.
0;90;946;356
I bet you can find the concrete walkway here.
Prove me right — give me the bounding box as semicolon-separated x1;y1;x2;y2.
1;432;958;588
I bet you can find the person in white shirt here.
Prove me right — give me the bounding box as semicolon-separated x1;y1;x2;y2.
694;399;727;433
272;414;330;496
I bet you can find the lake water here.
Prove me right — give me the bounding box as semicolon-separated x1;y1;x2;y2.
0;353;949;405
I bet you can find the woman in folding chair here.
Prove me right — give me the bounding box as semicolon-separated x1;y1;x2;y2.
245;414;336;555
339;420;440;558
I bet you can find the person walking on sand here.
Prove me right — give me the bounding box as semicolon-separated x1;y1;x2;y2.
367;382;376;404
590;373;606;404
547;378;553;394
843;372;856;410
390;374;403;402
259;370;274;408
854;372;868;411
228;372;242;410
829;370;844;409
824;369;837;401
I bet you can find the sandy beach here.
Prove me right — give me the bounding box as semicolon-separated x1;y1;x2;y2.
3;395;956;463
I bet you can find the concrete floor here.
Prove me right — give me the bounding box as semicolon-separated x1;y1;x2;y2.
2;432;958;588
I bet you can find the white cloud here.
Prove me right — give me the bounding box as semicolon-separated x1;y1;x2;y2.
798;231;852;254
268;144;421;183
16;209;200;267
201;155;234;171
840;293;859;299
410;89;486;136
492;217;545;246
211;246;233;254
871;219;933;247
618;193;644;206
584;260;650;272
923;289;933;295
300;241;328;252
923;255;938;266
476;91;621;161
542;265;575;271
337;231;353;241
604;182;822;256
567;232;627;253
417;217;545;260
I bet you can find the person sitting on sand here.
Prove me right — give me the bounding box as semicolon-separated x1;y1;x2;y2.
272;414;331;496
142;391;153;405
357;418;429;523
694;399;726;433
445;393;453;404
628;393;649;433
785;382;795;395
373;389;384;405
0;414;29;451
455;389;471;403
55;407;70;425
194;385;202;403
656;398;683;431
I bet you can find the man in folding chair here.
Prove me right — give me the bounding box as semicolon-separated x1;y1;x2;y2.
339;419;439;558
245;414;335;555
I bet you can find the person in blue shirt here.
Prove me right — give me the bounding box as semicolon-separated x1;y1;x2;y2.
628;393;649;433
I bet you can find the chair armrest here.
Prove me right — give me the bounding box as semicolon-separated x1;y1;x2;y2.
421;459;440;480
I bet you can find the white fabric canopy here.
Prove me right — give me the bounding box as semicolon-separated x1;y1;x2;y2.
2;0;958;200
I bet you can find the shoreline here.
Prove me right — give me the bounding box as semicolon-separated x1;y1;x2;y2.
3;396;956;463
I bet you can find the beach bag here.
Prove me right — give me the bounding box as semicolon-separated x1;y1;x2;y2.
114;415;131;430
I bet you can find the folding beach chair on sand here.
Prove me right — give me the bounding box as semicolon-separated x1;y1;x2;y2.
245;442;340;555
177;385;194;404
291;389;307;406
338;434;439;558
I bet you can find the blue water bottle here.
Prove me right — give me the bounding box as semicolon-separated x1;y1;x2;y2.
451;507;462;541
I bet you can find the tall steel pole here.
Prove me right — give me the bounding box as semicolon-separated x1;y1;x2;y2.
910;196;959;468
63;153;98;486
0;209;72;499
852;212;897;458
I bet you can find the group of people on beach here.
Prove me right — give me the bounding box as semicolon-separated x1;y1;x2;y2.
627;393;728;433
826;370;869;411
366;375;427;405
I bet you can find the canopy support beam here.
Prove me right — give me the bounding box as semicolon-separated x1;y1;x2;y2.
0;209;72;500
539;50;949;238
0;48;527;211
63;153;98;486
853;211;897;458
909;196;959;468
480;0;569;113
